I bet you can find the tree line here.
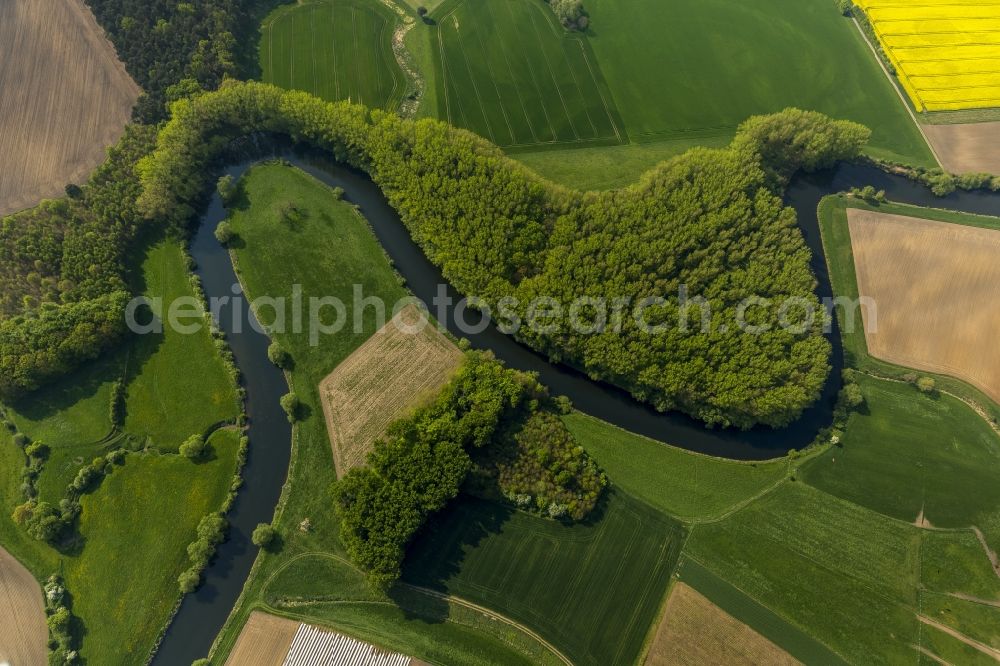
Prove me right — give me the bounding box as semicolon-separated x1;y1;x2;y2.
137;81;870;428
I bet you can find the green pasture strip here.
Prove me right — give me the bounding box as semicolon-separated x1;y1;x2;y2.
584;0;935;166
261;0;405;110
920;592;1000;652
562;412;787;522
920;621;998;665
818;194;1000;425
403;488;684;666
677;557;848;665
686;482;923;664
430;0;623;149
124;238;240;450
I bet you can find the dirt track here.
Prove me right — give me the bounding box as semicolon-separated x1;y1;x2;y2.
923;122;1000;176
0;547;48;666
848;210;1000;404
0;0;139;216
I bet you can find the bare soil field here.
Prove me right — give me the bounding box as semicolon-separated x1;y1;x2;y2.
644;583;798;665
923;122;1000;176
319;304;463;477
0;547;48;666
848;210;1000;404
224;611;299;666
0;0;139;216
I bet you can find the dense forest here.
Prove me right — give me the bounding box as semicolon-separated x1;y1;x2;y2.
137;82;869;428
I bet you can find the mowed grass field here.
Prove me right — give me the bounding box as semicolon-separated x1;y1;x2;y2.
431;0;624;148
0;0;139;216
846;209;1000;406
855;0;1000;112
404;490;685;666
320;304;462;477
583;0;934;165
644;583;798;666
260;0;405;109
803;374;1000;553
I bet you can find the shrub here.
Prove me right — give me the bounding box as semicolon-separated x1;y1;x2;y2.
551;0;586;30
917;377;936;394
216;174;236;204
108;379;126;426
841;383;865;409
12;432;29;447
251;523;276;548
214;221;234;245
280;392;301;422
25;441;49;460
177;568;201;593
179;434;207;459
836;0;853;15
267;342;291;369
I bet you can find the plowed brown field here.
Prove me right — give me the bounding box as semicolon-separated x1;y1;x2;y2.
644;583;798;666
0;0;139;216
0;547;47;666
319;304;463;477
848;209;1000;403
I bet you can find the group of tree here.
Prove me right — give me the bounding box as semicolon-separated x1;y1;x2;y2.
332;352;605;588
178;511;228;592
137;82;870;429
44;575;79;665
548;0;588;30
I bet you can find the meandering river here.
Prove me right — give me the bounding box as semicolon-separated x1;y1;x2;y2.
152;148;1000;664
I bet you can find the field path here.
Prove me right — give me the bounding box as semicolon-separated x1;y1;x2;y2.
0;547;48;665
918;615;1000;660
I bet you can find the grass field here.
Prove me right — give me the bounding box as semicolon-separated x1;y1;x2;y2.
583;0;934;166
210;162;567;665
260;0;405;110
124;239;240;450
430;0;624;149
562;413;787;522
854;0;1000;112
687;482;923;664
921;530;1000;601
645;582;798;666
66;428;241;663
0;546;47;665
846;209;1000;405
319;303;462;477
0;0;139;215
818;196;1000;426
403;489;685;666
921;593;1000;654
802;374;1000;552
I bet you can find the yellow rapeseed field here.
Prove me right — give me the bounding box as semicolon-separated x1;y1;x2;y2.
854;0;1000;111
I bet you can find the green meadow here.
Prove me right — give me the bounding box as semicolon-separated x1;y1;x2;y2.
563;412;787;521
584;0;934;165
430;0;623;148
260;0;405;109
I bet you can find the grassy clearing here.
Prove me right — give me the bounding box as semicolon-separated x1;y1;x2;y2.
260;0;405;110
818;195;1000;425
562;413;787;522
124;239;240;450
584;0;934;165
512;135;733;191
802;374;1000;552
67;428;240;664
686;482;922;664
429;0;623;149
403;489;684;666
212;163;561;664
645;582;798;666
319;304;462;477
